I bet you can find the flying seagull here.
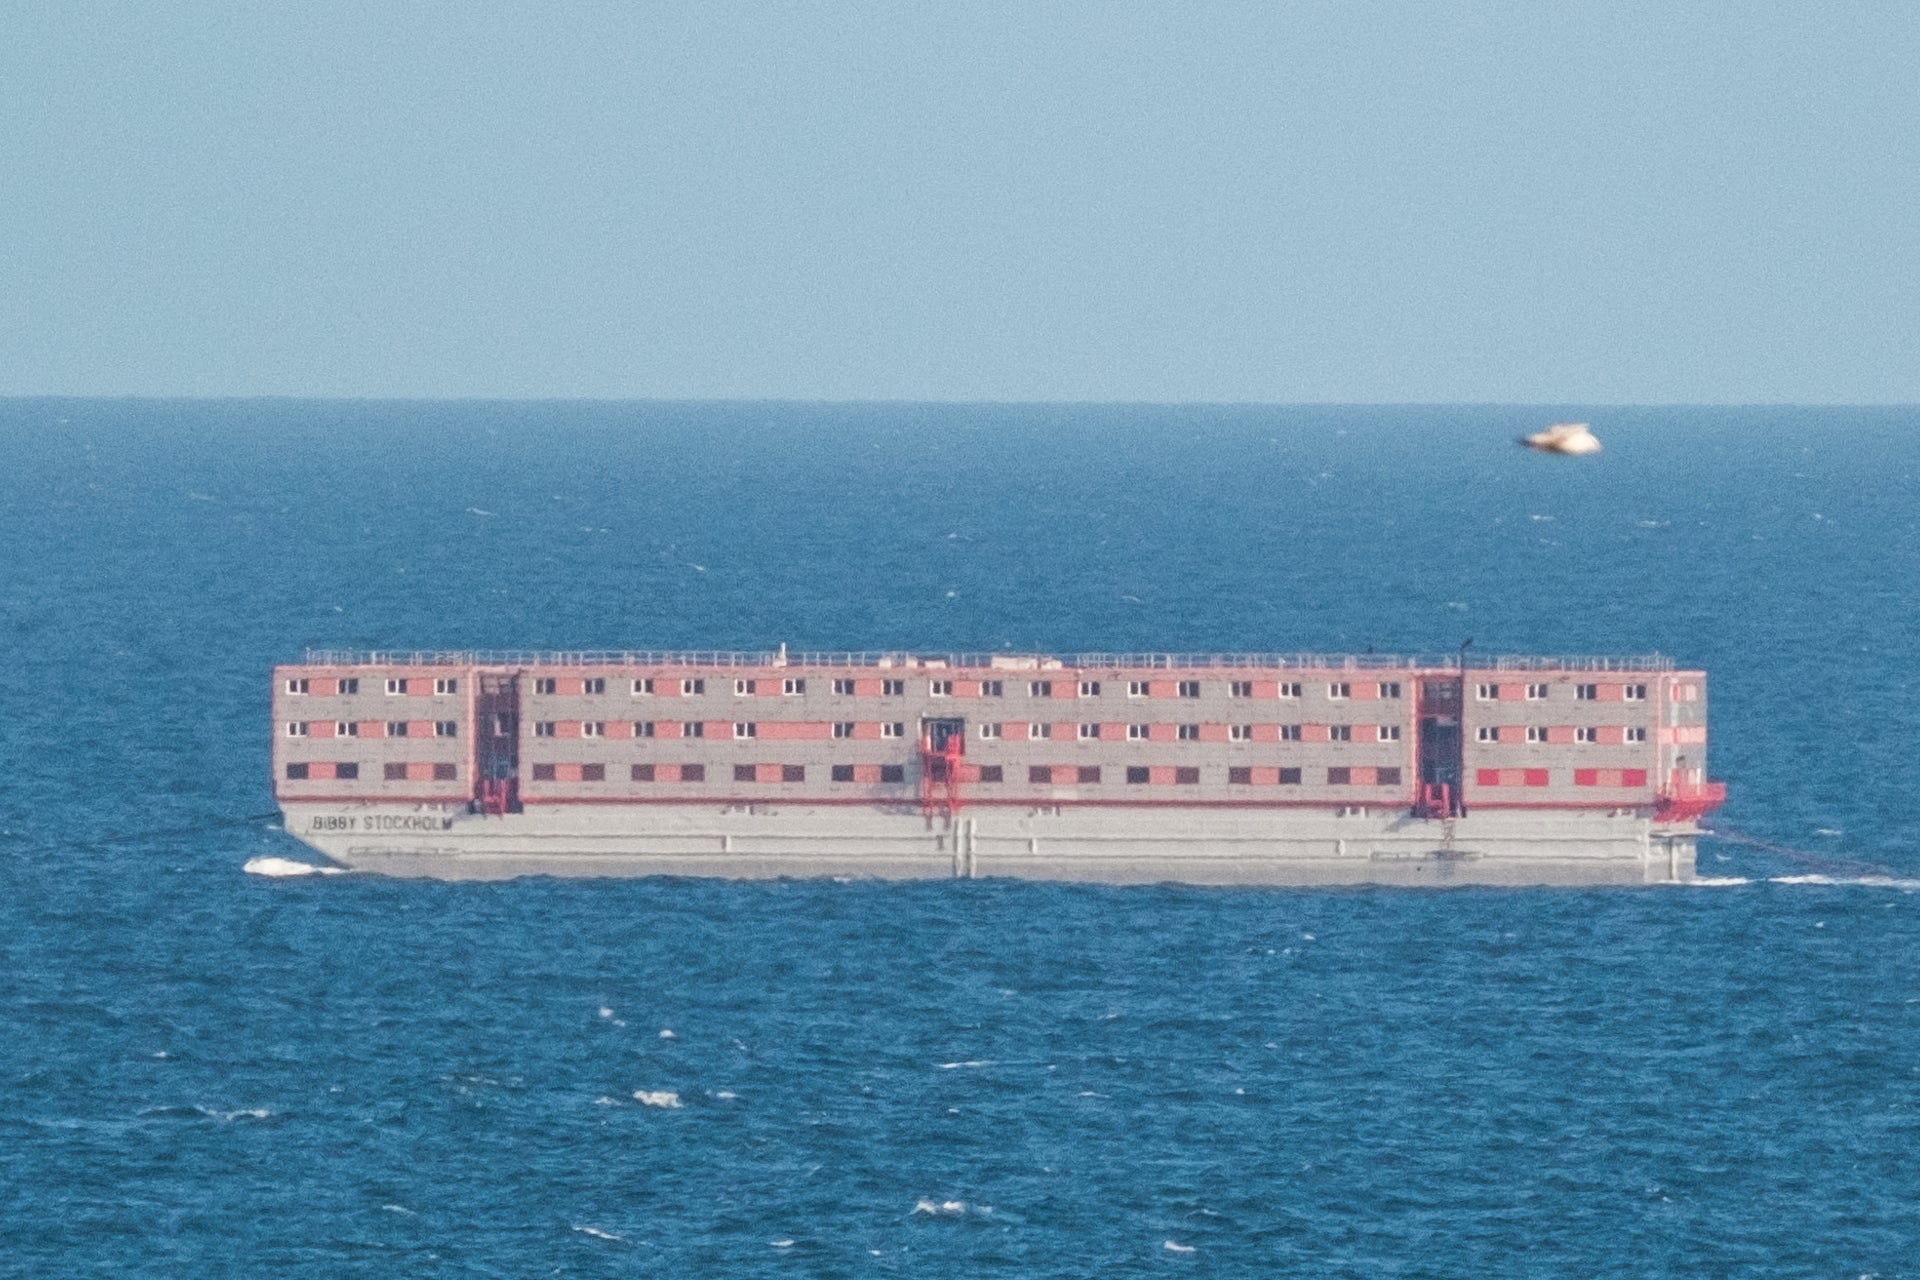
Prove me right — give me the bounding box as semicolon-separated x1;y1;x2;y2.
1520;422;1602;455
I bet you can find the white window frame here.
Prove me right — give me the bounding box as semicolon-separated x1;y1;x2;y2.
1127;680;1148;698
1526;725;1547;743
1280;724;1303;741
1278;682;1302;699
833;722;854;739
734;679;754;696
1328;682;1350;700
1379;682;1402;699
582;721;604;738
1127;723;1149;741
1476;683;1497;701
930;680;953;697
1229;724;1251;741
1229;681;1253;699
1078;680;1100;697
583;678;605;695
1329;724;1351;742
733;722;756;739
285;678;309;695
534;678;557;695
831;678;856;695
1476;726;1498;742
285;721;308;737
634;721;655;738
535;722;556;737
1028;681;1052;697
982;680;1004;697
1575;726;1597;743
684;721;704;738
434;677;457;695
1028;722;1050;740
336;721;358;737
631;678;653;696
681;678;703;695
385;678;405;695
882;680;905;696
1378;725;1401;742
1624;684;1648;701
782;678;805;696
1178;681;1201;698
1177;723;1200;741
386;720;409;737
1626;726;1648;742
1525;684;1548;701
1576;684;1597;701
1078;723;1099;740
434;721;457;737
978;723;1002;739
881;721;904;739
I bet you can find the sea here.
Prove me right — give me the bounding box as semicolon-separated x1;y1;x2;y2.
2;400;1917;1277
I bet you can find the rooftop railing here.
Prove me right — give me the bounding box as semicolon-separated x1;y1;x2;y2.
303;648;1678;673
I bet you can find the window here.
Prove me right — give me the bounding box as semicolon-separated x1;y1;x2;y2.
1029;765;1053;784
1378;725;1401;742
881;722;904;738
1126;766;1149;784
832;678;856;695
833;722;854;739
681;763;706;782
335;763;358;780
1624;684;1648;701
386;678;407;695
434;721;457;737
1079;680;1101;697
1626;726;1648;743
531;763;556;781
1280;724;1302;741
434;677;459;695
880;765;905;783
1328;766;1351;785
433;763;457;781
734;722;756;739
1178;681;1201;698
978;723;1001;739
583;721;604;738
1228;766;1253;785
632;764;656;782
1329;725;1351;742
285;722;308;737
1525;683;1547;701
534;721;556;737
338;678;358;695
1078;723;1099;740
533;678;556;695
1127;681;1148;698
384;762;407;781
1378;767;1402;786
831;764;854;782
1127;723;1149;741
1229;681;1253;698
1526;726;1547;743
284;762;309;780
633;721;655;738
632;678;654;696
336;721;359;737
1328;682;1350;700
1279;682;1302;699
1575;726;1596;743
882;679;905;696
1028;723;1050;740
681;678;705;695
734;764;756;782
734;679;755;696
982;680;1003;697
684;721;705;738
930;680;953;697
1576;684;1597;701
1279;767;1302;785
583;678;605;695
1177;724;1200;741
1476;683;1497;701
1476;726;1498;742
387;721;409;737
1230;724;1252;741
1380;682;1402;699
285;678;309;695
782;678;805;696
1077;766;1101;784
1175;767;1200;785
1029;681;1053;697
978;765;1003;783
782;765;804;782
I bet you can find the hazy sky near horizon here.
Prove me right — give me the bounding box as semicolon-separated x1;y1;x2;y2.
5;3;1918;402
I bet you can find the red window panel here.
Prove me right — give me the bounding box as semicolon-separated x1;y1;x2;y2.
409;680;433;697
1300;724;1330;744
311;677;337;696
311;721;337;738
361;720;385;738
1251;766;1280;785
1148;723;1178;742
1100;722;1127;741
954;680;981;697
1050;722;1077;743
851;722;883;740
1350;766;1377;786
702;721;730;741
554;721;582;739
1149;766;1178;785
1496;725;1523;744
554;763;584;782
1595;725;1626;745
759;721;831;740
1477;768;1503;787
550;677;581;696
1250;724;1282;742
308;761;338;780
1198;723;1230;743
1574;768;1599;786
606;721;635;739
1149;681;1178;699
654;680;682;699
404;762;434;781
1250;681;1280;698
1524;769;1549;787
1497;684;1524;701
1351;683;1380;701
408;720;435;738
1546;725;1575;745
853;678;883;696
1621;769;1647;787
754;763;783;783
852;764;882;784
1051;684;1077;700
1596;684;1625;702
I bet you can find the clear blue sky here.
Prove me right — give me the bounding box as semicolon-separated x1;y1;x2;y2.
4;2;1917;401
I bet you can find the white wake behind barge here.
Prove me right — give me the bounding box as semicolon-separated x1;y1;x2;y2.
272;649;1724;885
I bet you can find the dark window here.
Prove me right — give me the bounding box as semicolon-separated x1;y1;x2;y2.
338;678;359;695
531;763;556;781
435;721;457;737
1177;724;1199;740
734;764;756;782
1178;681;1200;698
978;765;1003;782
1279;767;1301;785
685;722;704;738
1281;724;1302;741
534;722;556;737
982;680;1003;696
832;678;856;695
535;678;556;694
581;764;605;782
387;721;409;737
882;679;905;696
1380;682;1402;699
681;764;705;782
880;764;904;783
434;763;456;781
1127;766;1150;784
1029;681;1052;697
1327;767;1351;785
1029;765;1052;784
1377;767;1402;786
634;721;655;737
632;763;655;782
830;764;854;782
384;762;407;780
782;764;804;782
335;762;358;780
1228;766;1252;785
1576;683;1598;700
1077;765;1100;784
1175;767;1200;785
1330;725;1352;741
284;762;309;780
1230;681;1252;698
584;678;605;694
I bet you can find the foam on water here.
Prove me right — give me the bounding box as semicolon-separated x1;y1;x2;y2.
243;857;346;878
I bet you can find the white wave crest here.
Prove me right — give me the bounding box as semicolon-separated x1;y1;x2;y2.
244;857;346;878
1164;1240;1196;1253
1771;875;1920;891
632;1090;681;1108
1687;876;1751;887
572;1225;625;1242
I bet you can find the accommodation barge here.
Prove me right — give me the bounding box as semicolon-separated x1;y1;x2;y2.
271;649;1724;885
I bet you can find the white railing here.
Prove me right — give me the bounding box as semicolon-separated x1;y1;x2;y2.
303;648;1677;673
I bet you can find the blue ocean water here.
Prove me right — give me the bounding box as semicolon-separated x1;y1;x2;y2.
2;400;1918;1276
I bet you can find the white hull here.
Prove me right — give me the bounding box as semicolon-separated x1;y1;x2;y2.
279;802;1699;886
